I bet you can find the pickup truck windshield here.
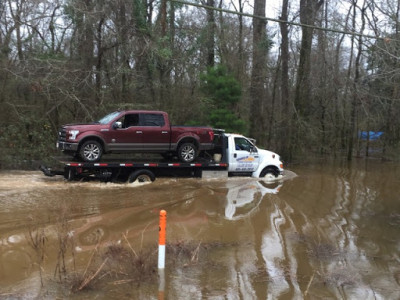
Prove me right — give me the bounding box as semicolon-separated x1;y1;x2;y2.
97;111;121;124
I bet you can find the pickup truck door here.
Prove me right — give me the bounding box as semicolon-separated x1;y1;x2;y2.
228;137;260;172
106;113;143;151
138;113;171;151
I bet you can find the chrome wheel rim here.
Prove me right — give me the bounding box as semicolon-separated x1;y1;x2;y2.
137;175;151;183
181;145;195;162
264;173;276;180
83;144;100;161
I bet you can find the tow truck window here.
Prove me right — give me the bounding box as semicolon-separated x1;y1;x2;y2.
234;137;255;152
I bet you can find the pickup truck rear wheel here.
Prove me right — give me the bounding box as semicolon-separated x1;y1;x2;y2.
178;143;198;163
80;140;103;162
128;169;155;183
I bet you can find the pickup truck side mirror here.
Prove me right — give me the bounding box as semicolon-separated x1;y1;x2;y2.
113;121;122;129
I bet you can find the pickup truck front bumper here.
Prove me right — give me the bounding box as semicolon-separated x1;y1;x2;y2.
57;141;79;152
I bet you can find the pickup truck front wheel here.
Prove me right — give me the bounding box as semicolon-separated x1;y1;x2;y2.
178;143;198;163
79;140;103;162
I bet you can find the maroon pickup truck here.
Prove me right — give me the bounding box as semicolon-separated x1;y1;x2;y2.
56;110;215;163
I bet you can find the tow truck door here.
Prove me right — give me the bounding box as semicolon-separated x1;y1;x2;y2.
228;136;260;172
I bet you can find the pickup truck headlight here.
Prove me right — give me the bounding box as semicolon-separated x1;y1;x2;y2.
69;130;79;140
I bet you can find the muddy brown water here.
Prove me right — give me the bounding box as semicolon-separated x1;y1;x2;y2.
0;159;399;299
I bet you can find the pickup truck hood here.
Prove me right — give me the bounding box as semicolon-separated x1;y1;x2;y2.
63;123;108;131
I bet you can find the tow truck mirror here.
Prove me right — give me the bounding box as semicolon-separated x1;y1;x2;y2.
113;121;122;129
250;146;257;153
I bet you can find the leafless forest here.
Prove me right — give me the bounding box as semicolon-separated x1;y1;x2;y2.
1;0;399;167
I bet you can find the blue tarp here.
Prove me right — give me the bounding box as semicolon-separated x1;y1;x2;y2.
359;131;384;141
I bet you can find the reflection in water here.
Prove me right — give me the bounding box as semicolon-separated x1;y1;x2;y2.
225;180;282;220
0;162;400;299
262;198;302;299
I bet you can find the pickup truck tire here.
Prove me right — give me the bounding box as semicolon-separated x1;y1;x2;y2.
260;167;279;179
128;169;155;183
79;140;103;162
178;142;198;163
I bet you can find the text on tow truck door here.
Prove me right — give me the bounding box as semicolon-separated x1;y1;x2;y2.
228;136;260;172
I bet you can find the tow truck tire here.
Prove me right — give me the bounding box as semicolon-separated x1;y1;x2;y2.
65;168;75;181
80;140;103;162
260;167;278;179
178;142;198;163
128;169;155;183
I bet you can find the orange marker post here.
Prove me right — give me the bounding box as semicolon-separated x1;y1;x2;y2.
158;210;167;269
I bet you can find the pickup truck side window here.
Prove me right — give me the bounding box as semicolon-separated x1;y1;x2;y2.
117;113;139;128
140;114;165;126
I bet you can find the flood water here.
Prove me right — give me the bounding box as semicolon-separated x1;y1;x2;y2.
0;159;399;299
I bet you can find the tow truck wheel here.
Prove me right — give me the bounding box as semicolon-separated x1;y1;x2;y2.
80;140;103;162
260;167;278;180
178;142;198;163
65;168;75;181
128;170;155;183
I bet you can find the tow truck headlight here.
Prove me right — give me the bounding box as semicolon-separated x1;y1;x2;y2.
69;130;79;140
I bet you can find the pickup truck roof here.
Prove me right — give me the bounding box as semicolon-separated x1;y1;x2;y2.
115;110;165;114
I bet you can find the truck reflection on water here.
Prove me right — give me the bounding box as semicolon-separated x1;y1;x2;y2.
225;180;283;220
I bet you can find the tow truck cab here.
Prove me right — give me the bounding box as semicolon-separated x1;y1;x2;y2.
215;132;283;179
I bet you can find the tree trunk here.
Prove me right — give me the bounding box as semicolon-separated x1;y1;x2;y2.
278;0;292;158
206;0;215;67
249;0;267;141
347;1;366;161
280;0;289;110
294;0;323;117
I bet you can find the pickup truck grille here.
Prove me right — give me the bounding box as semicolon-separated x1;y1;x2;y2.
58;128;67;142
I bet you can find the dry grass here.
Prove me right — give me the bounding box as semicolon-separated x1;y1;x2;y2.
316;268;358;287
307;243;341;260
69;239;225;293
24;210;240;296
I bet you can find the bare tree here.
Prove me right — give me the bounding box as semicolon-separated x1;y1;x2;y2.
294;0;324;117
249;0;268;141
347;0;366;160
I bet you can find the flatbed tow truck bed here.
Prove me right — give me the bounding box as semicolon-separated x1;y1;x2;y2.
40;157;228;183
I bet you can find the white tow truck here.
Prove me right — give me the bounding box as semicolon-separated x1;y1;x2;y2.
220;133;283;179
41;131;283;182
